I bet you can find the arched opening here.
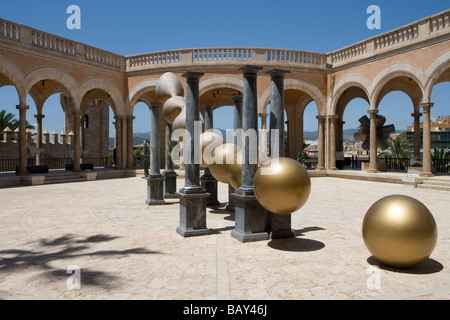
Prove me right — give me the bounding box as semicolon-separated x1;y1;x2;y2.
132;101;151;170
0;85;21;172
335;85;370;170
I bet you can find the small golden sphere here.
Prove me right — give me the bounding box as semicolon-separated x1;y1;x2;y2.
200;131;224;168
209;144;240;184
227;150;268;190
362;195;438;268
253;157;311;215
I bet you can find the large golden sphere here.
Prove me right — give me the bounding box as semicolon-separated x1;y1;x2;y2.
209;144;240;184
156;72;184;104
200;131;224;167
227;150;268;190
162;96;184;124
362;195;438;268
253;157;311;215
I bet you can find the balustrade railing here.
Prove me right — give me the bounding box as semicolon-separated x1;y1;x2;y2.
266;49;325;65
31;30;76;55
374;24;419;50
128;50;182;67
0;19;19;40
0;157;108;172
430;11;450;33
193;48;254;61
84;45;122;68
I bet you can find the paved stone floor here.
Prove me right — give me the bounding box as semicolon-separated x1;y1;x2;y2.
0;175;449;300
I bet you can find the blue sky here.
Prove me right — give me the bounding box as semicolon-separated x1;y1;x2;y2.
0;0;449;135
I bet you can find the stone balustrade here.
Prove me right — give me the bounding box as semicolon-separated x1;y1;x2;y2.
31;29;77;56
0;19;19;41
430;11;450;33
84;45;123;68
374;24;419;50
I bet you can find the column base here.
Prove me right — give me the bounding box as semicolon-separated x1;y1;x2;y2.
163;171;179;199
201;177;220;207
420;172;435;178
177;192;211;238
231;193;270;243
145;175;167;206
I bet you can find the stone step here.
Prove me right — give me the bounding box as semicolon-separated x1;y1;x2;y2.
44;174;85;184
417;184;450;192
421;180;450;187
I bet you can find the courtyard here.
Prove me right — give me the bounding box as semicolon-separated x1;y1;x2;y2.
0;174;448;300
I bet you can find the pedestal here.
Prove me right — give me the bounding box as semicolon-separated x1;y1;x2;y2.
231;193;270;243
269;212;295;239
163;171;179;199
176;192;211;237
226;185;236;212
145;175;166;205
201;176;220;207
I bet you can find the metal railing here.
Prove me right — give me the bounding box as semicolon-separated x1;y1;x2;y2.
0;157;108;172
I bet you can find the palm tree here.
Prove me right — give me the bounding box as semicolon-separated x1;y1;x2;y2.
0;110;16;136
432;146;450;173
0;109;35;137
387;137;413;159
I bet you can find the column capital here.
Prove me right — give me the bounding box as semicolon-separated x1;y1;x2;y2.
411;112;423;119
367;109;379;119
114;115;125;121
420;102;434;113
16;104;30;112
202;104;215;111
266;68;291;78
182;71;204;81
238;65;264;75
230;96;243;105
316;115;327;122
258;113;269;120
328;115;339;123
72;110;82;117
34;114;45;120
149;102;161;109
126;115;136;121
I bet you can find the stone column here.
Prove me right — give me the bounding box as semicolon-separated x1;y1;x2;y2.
34;113;45;166
266;69;294;239
127;115;135;170
412;112;422;158
231;65;269;243
177;71;210;237
72;110;82;172
146;102;166;205
316;115;326;170
201;104;220;207
226;97;244;212
368;109;379;173
16;104;30;175
421;102;434;177
163;122;178;198
259;112;269;156
328;115;338;170
114;116;123;169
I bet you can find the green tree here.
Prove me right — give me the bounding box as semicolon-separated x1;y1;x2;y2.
379;137;413;159
432;146;450;160
0;109;35;137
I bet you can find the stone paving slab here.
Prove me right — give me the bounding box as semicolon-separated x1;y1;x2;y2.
0;175;449;300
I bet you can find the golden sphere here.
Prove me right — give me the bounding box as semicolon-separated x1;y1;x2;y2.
253;157;311;215
156;72;184;104
362;195;438;268
162;96;184;124
227;150;268;190
200;131;224;167
209;144;240;184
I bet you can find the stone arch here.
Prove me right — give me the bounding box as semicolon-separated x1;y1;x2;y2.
369;62;425;107
76;77;125;116
126;78;159;114
21;66;79;107
0;55;23;102
330;75;371;116
259;78;326;115
424;50;450;100
199;76;243;97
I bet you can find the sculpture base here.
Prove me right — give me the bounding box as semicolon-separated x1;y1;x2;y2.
163;171;179;199
145;175;166;206
226;184;236;212
177;192;211;238
201;176;220;207
231;193;270;243
269;212;296;239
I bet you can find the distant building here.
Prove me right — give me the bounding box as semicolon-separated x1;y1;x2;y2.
406;116;450;150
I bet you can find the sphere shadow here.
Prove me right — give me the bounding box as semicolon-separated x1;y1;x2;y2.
268;237;325;252
367;256;444;274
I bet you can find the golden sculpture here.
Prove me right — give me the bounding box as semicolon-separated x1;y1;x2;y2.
162;96;185;124
362;195;438;268
208;143;240;184
200;131;224;167
253;157;311;215
227;150;269;190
